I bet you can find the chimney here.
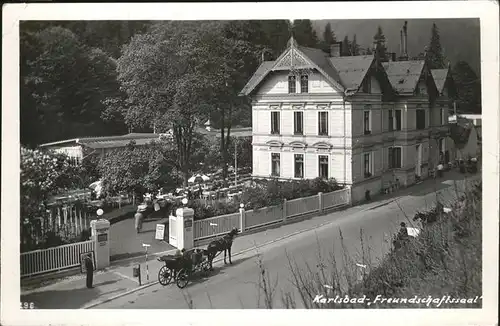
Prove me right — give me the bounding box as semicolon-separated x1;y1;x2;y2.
403;21;408;58
330;42;341;57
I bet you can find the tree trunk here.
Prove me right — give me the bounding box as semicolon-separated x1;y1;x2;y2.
182;167;189;188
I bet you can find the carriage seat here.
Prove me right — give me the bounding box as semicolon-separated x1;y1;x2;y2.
158;255;182;262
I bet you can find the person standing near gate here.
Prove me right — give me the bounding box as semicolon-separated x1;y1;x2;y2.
84;254;94;288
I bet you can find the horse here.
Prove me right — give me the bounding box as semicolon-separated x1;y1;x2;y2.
205;228;239;270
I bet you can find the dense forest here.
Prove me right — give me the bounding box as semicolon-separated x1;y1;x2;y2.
20;19;481;148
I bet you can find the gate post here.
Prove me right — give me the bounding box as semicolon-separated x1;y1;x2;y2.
318;192;323;214
239;204;246;232
90;218;110;270
175;206;194;251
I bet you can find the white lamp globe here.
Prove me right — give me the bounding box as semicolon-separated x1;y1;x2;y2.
182;198;188;205
240;203;244;208
96;209;104;216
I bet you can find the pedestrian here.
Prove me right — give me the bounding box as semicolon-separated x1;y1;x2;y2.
84;254;94;289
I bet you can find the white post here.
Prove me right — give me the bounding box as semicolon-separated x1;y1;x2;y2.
90;216;110;270
143;243;150;283
239;204;245;232
175;205;194;250
318;192;323;214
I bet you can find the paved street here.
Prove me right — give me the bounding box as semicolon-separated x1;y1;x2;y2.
95;174;479;309
109;215;174;261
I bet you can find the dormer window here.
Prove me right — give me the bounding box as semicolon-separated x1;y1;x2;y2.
300;75;309;93
288;75;296;94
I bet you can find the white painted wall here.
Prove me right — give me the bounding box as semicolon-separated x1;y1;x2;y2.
256;71;340;95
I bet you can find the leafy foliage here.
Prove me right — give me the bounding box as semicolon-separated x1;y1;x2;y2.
292;20;319;48
427;23;446;69
373;26;388;62
20;25;126;147
452;61;481;113
20;147;81;221
98;141;180;197
243;178;342;211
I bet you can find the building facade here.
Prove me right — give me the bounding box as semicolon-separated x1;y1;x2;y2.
240;30;454;202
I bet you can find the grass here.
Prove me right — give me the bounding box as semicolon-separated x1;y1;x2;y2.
179;178;482;309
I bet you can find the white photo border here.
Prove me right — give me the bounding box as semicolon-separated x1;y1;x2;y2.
2;1;498;326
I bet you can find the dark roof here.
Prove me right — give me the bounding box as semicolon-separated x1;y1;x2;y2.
39;133;159;149
240;37;379;97
239;61;275;96
382;60;425;94
82;136;158;149
329;55;375;92
298;46;343;88
431;68;450;94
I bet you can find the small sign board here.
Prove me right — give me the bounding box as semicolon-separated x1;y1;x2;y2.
184;219;193;228
155;224;166;240
80;251;96;274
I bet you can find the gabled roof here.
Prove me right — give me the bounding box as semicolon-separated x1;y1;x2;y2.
431;68;450;94
239;37;345;96
329;55;375;92
239;60;275;96
297;46;342;87
382;60;426;94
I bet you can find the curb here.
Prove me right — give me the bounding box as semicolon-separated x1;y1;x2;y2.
83;197;400;309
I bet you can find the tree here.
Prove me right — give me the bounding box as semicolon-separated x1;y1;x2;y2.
112;21;258;186
20;147;81;246
373;26;388;62
98;142;180;199
319;23;337;54
323;23;336;44
351;34;360;56
341;36;351;56
20;25;125;147
292;20;318;48
427;23;446;69
452;61;481;113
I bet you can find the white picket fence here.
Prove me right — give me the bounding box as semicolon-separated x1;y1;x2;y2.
193;188;351;242
20;240;95;277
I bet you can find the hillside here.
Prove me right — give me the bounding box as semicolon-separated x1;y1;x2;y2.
313;19;480;74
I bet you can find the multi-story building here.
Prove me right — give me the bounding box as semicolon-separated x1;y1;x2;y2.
240;25;455;203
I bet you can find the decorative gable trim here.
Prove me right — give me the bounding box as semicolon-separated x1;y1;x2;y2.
272;48;314;71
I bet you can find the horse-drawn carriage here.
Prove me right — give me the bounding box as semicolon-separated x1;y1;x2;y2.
157;228;239;289
157;248;211;288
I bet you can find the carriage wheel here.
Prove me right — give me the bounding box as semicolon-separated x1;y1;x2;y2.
158;266;173;286
176;269;190;289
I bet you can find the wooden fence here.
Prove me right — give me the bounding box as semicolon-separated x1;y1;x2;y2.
193;188;351;242
20;240;95;277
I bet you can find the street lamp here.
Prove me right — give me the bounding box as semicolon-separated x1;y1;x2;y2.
96;209;104;217
182;197;188;206
240;203;244;209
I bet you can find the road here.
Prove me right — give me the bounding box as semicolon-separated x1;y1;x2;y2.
109;215;174;260
95;176;478;309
